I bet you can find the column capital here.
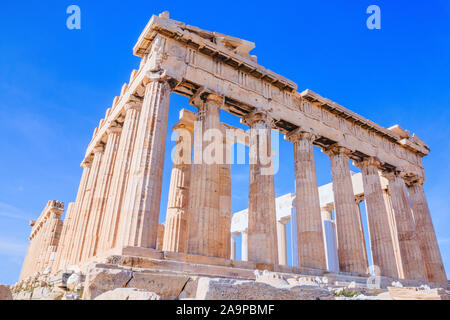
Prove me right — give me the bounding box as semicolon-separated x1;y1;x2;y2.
241;109;273;128
142;70;170;86
189;89;224;108
106;121;122;135
173;122;194;134
81;159;92;169
405;176;425;187
285;128;317;143
322;144;352;157
203;93;224;105
93;144;105;154
124;100;142;112
354;156;381;169
381;169;407;181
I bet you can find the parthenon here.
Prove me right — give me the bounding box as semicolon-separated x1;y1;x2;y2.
15;11;447;299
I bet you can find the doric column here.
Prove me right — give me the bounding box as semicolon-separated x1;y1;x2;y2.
186;93;223;258
219;161;232;259
162;122;193;253
286;129;327;269
230;233;238;260
242;110;278;264
355;197;370;269
66;160;92;265
186;93;223;257
120;75;171;249
19;220;36;280
356;157;398;278
383;171;426;281
156;224;165;250
72;145;104;263
324;146;367;274
83;122;122;260
99;100;142;252
277;221;287;265
290;207;298;266
45;211;64;272
407;178;447;283
382;189;404;278
241;231;248;261
54;202;75;271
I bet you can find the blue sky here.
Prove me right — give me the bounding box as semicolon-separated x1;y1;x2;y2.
0;1;449;285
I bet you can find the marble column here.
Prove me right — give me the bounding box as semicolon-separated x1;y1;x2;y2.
54;203;74;271
286;129;327;269
156;224;165;250
321;206;339;273
45;212;64;271
407;179;447;283
243;111;278;265
230;233;238;260
383;171;426;281
277;221;287;265
219;161;232;259
162;123;193;253
324;146;367;274
356;158;398;278
290;207;298;266
241;231;248;261
99;100;142;252
120;76;171;249
66;160;92;265
83;123;122;260
19;220;36;280
383;189;404;278
72;145;104;263
187;93;222;257
355;197;370;269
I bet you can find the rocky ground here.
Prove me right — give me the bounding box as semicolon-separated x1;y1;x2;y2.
7;267;450;300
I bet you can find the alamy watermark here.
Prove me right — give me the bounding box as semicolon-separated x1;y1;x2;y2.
66;5;81;30
170;124;279;175
366;5;381;30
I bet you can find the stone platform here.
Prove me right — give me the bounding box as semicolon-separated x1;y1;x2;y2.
77;248;434;300
12;248;448;300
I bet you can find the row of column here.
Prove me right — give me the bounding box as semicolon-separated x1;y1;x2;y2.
51;73;445;284
55;76;171;269
20;201;64;280
158;101;446;283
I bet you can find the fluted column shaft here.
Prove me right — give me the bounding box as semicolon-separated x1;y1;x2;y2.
244;111;278;264
99;101;142;252
277;221;287;265
120;77;171;249
382;189;404;278
83;124;122;260
407;180;447;283
230;234;237;260
219;160;232;259
287;130;327;269
187;94;222;257
325;146;367;274
163;124;193;252
67;162;92;265
72;146;104;263
54;203;75;271
384;171;426;281
241;231;248;261
46;213;63;271
357;158;398;278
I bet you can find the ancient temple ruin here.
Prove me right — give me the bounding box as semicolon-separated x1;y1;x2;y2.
15;12;447;298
